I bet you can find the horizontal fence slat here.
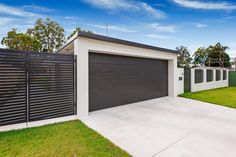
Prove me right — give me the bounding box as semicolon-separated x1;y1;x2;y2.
0;118;26;127
30;96;73;104
30;95;73;102
30;101;74;111
0;112;26;121
30;92;73;100
29;89;72;95
30;106;74;115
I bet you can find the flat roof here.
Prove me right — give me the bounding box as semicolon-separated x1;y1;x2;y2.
77;32;178;54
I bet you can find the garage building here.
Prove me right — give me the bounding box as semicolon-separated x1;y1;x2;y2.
58;32;178;118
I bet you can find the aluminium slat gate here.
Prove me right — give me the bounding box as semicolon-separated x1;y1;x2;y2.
0;49;77;126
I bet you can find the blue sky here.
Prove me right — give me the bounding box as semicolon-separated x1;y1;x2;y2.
0;0;236;57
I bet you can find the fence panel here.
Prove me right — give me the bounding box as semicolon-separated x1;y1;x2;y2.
29;52;76;121
0;49;27;126
229;71;236;87
0;48;76;126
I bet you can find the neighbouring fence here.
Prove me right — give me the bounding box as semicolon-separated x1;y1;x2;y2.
229;71;236;87
0;48;77;127
189;67;228;92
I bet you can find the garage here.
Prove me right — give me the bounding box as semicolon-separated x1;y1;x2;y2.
58;31;178;117
89;52;168;111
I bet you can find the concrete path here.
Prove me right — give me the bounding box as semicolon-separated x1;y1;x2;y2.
82;97;236;157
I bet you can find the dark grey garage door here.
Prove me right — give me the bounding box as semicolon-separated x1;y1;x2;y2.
89;52;168;111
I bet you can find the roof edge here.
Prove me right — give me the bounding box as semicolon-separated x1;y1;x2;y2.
77;31;178;54
56;31;78;53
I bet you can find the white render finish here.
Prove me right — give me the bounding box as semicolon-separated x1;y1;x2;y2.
191;67;228;92
83;97;236;157
75;37;178;118
177;68;184;95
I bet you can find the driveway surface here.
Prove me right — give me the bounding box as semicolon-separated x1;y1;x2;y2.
83;97;236;157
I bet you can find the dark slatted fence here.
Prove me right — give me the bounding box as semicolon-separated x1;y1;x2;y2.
0;49;77;126
0;50;27;126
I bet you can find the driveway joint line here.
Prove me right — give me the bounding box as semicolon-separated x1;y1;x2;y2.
152;132;192;157
151;119;212;157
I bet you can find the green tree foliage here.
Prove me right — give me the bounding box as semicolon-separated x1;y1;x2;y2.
206;43;230;67
2;18;65;53
193;47;208;67
192;43;230;67
1;29;41;51
176;46;192;68
27;18;65;53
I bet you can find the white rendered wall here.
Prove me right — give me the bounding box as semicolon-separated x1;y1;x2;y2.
191;67;228;92
177;68;184;95
75;37;178;119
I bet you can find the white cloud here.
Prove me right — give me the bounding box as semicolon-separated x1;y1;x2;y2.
81;0;166;19
147;34;172;39
138;2;165;19
82;0;134;10
150;23;176;33
171;0;236;10
214;16;235;22
0;17;15;26
22;5;55;13
0;3;36;16
55;16;78;21
191;23;208;28
93;24;138;33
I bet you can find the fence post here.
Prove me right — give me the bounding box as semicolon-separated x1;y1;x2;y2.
25;52;30;124
74;55;77;115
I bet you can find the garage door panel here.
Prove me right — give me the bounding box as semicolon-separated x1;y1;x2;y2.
89;53;168;111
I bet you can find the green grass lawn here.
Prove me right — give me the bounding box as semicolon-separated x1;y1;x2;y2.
180;87;236;109
0;120;130;157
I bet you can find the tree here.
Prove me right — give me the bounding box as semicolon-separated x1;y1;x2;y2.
27;18;65;53
192;43;231;67
193;47;208;67
207;43;230;67
1;29;41;51
176;46;192;68
67;27;92;40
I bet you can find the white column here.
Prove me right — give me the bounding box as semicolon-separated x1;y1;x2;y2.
191;69;195;92
74;38;89;119
213;69;216;81
168;58;177;97
203;69;207;83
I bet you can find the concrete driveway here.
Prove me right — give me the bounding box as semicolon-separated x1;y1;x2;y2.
82;97;236;157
